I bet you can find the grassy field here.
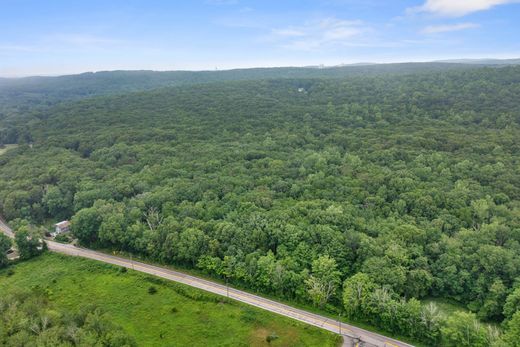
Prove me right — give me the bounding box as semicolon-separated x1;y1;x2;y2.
422;297;469;317
0;253;340;347
0;144;18;156
111;249;425;347
423;297;499;329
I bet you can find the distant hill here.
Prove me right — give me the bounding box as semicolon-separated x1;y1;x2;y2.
435;58;520;65
0;61;499;110
1;60;518;128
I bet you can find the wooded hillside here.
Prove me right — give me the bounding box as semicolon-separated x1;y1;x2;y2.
1;64;520;345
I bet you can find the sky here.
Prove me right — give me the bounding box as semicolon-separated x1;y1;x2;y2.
1;0;519;77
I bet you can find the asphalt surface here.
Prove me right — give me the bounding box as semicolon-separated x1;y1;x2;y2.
0;219;14;238
0;219;414;347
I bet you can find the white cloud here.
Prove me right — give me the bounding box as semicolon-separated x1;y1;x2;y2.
422;22;480;34
270;18;367;51
409;0;519;17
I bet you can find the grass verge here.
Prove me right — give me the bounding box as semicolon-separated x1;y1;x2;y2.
0;253;341;347
100;248;425;347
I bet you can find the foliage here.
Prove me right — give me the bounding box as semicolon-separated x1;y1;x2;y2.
266;332;279;343
0;288;136;346
0;233;11;268
54;232;72;243
2;64;520;344
501;311;520;347
503;286;520;321
0;62;485;131
440;311;496;347
306;255;341;307
343;275;442;344
0;253;339;346
13;222;45;260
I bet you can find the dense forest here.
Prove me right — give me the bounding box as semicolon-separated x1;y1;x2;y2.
1;64;520;346
0;62;498;127
1;62;481;146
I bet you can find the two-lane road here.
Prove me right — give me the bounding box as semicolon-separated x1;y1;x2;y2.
0;219;414;347
0;218;14;238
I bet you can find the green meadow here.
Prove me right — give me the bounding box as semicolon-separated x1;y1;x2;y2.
0;144;17;156
0;253;340;347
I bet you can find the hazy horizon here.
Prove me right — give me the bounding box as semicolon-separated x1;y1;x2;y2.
1;0;519;78
1;56;520;79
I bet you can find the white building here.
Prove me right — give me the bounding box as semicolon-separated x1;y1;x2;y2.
52;221;71;237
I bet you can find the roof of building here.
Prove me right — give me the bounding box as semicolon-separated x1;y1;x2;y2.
55;220;71;228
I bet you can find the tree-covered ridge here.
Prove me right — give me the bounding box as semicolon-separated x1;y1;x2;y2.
0;61;494;103
0;61;507;133
1;65;520;345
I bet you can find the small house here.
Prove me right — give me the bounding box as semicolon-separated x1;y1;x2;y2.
6;248;19;261
52;221;71;237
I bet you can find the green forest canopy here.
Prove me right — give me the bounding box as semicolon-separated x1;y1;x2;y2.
1;64;520;345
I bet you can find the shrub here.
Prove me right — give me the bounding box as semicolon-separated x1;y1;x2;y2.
266;332;279;343
240;308;258;323
148;286;158;295
55;234;71;243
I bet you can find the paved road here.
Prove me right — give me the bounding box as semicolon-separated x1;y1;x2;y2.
0;219;413;347
0;218;14;238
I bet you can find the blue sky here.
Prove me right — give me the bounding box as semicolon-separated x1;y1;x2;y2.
1;0;519;76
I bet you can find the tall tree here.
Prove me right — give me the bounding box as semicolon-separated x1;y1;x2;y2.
441;311;488;347
501;310;520;347
343;273;375;319
14;227;44;260
305;255;341;307
0;233;12;268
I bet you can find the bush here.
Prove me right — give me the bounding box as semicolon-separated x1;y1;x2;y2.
0;289;137;346
145;276;167;286
172;284;220;303
6;269;15;276
240;308;258;323
171;307;178;313
266;332;279;343
148;286;158;295
55;233;72;243
119;267;127;273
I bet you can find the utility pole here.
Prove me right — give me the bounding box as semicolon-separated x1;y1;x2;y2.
339;312;342;335
226;278;229;298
